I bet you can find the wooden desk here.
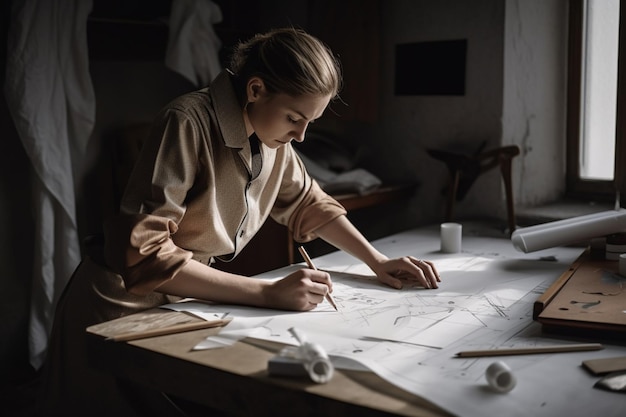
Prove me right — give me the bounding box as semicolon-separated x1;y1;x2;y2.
86;225;625;417
86;325;448;417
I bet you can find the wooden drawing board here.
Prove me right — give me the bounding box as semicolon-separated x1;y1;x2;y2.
534;250;626;335
86;307;229;341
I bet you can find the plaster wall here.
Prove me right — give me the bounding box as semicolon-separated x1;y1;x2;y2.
376;0;568;230
503;0;568;207
378;0;505;228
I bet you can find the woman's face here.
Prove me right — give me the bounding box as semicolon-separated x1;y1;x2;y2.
244;78;331;149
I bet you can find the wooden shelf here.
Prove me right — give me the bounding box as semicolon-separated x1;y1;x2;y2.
333;184;417;211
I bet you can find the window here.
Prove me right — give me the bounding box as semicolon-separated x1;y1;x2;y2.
567;0;624;200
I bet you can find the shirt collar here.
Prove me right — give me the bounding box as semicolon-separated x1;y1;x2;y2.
210;70;248;149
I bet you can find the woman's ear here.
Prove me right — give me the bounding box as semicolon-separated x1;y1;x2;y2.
246;77;266;103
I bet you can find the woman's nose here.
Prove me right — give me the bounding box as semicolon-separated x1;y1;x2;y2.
291;125;307;142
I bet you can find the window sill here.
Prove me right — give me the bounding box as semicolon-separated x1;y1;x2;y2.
516;198;615;226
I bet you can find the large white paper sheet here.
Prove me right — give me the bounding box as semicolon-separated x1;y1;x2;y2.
164;226;624;417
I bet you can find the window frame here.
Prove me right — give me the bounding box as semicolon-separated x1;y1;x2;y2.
566;0;626;201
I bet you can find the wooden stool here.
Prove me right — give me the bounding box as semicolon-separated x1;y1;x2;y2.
428;144;520;234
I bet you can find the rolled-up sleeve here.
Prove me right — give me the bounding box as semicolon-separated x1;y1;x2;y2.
270;146;347;242
104;213;193;295
288;180;347;242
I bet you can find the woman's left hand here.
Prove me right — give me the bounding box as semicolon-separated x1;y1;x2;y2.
371;256;440;289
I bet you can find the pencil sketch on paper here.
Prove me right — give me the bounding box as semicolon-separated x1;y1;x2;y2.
289;260;549;352
165;236;618;417
173;254;556;357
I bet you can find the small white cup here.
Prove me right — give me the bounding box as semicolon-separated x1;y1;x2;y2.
485;361;516;393
440;222;462;253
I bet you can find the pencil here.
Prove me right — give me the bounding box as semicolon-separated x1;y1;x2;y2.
298;246;339;311
455;343;604;358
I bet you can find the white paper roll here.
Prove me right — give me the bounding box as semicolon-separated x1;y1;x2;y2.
486;361;516;393
286;327;334;383
510;209;626;253
299;341;334;384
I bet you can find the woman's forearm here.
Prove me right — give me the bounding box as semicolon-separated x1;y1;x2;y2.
156;257;337;311
315;215;440;290
156;259;271;307
313;215;388;270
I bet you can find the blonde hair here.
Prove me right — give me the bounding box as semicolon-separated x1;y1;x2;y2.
229;28;342;103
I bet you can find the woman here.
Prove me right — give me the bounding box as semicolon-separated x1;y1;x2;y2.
41;28;440;416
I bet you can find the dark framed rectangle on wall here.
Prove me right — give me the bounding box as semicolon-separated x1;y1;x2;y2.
394;39;467;96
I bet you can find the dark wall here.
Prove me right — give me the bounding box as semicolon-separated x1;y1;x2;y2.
0;0;382;381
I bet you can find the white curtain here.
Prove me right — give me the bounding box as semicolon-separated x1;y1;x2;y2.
4;0;95;369
166;0;223;87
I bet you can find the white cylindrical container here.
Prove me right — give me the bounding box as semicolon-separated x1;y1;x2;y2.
485;361;516;393
441;222;462;253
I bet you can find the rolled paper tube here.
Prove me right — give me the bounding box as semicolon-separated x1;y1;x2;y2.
299;341;334;384
510;209;626;253
485;361;516;393
287;327;334;383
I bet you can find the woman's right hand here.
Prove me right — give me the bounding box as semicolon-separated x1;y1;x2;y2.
263;268;334;311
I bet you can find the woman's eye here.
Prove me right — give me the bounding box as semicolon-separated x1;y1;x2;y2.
287;116;298;124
